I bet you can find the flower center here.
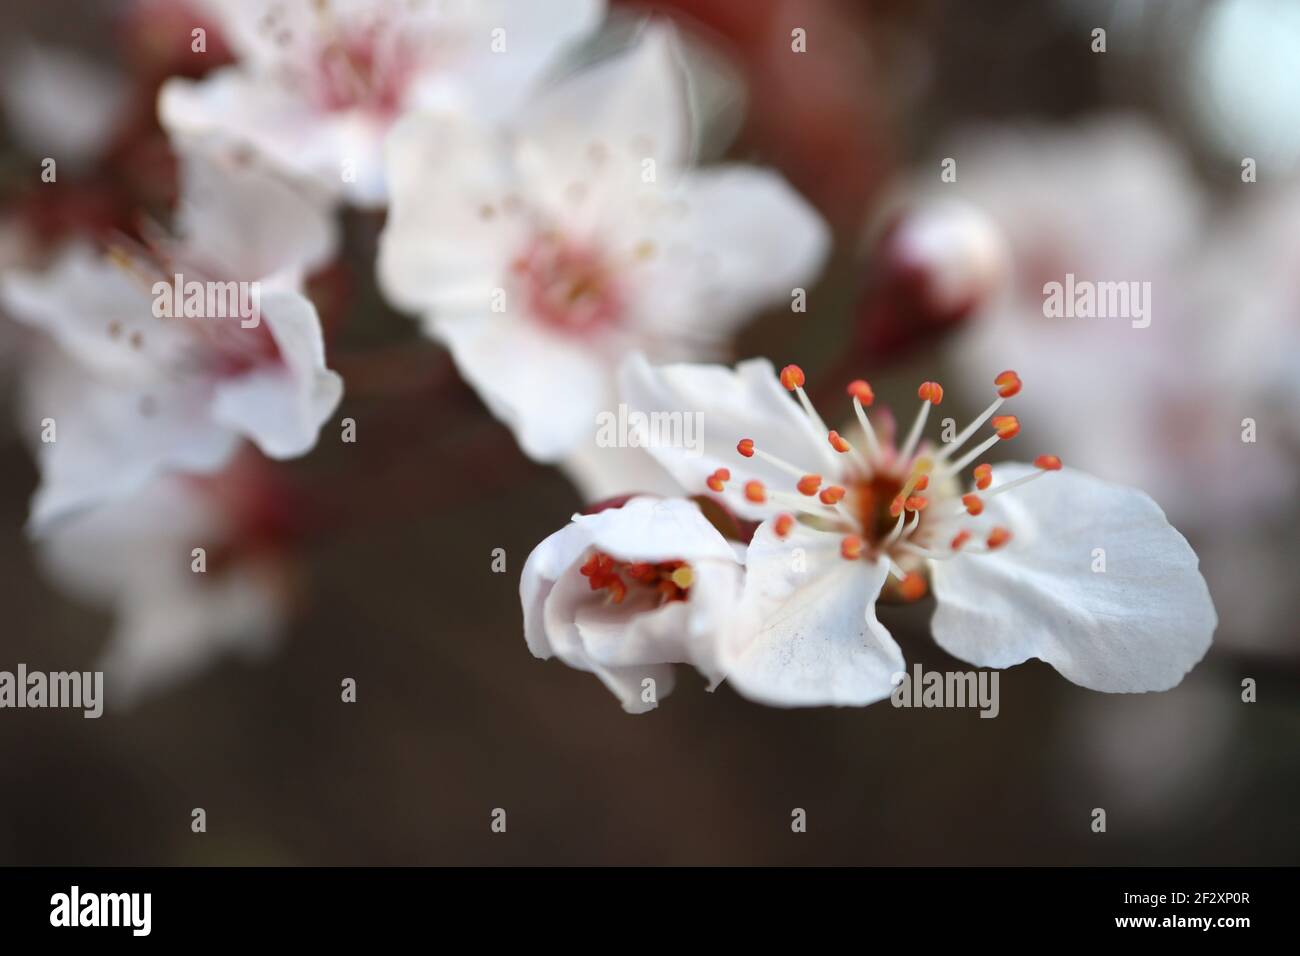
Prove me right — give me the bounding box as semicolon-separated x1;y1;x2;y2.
580;552;693;606
714;364;1062;602
513;233;624;335
314;29;412;115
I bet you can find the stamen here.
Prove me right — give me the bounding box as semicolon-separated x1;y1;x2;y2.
974;464;992;490
828;430;851;453
899;572;927;601
781;362;833;438
898;381;943;463
745;480;767;504
951;530;972;551
670;566;695;589
706;468;730;492
847;380;874;405
994;370;1022;398
768;490;841;518
797;474;822;496
774;514;796;538
942;425;1015;478
883;510;907;546
986;527;1012;550
819;485;846;505
748;444;813;479
983;455;1063;500
991;415;1021;439
737;438;755;458
841;534;864;560
849;382;883;468
961;493;983;516
889;457;934;515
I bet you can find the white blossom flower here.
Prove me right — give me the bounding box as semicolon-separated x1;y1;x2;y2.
378;23;829;493
521;495;744;713
160;0;606;206
0;148;342;529
36;471;286;704
925;117;1299;655
620;353;1216;707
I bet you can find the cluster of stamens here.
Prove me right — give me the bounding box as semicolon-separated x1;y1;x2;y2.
709;363;1062;601
579;552;695;605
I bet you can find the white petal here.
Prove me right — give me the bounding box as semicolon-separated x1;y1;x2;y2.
173;145;338;280
515;22;692;212
432;312;609;462
376;111;523;315
160;71;387;205
1;244;191;378
576;495;736;564
722;519;904;707
211;290;343;458
422;0;606;121
617;352;839;519
636;165;829;339
23;348;239;531
930;464;1216;692
560;443;683;503
36;473;284;703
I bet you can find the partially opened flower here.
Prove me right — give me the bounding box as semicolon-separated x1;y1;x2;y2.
160;0;605;206
0;147;342;529
620;354;1216;707
522;495;743;712
378;24;829;488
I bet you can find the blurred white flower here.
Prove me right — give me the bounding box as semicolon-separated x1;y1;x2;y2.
619;354;1216;708
924;116;1300;655
378;24;829;496
160;0;606;206
37;471;286;705
0;148;342;529
521;495;743;713
1;43;130;172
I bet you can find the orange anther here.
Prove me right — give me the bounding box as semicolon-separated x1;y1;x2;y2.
608;576;628;604
847;379;874;405
899;572;928;601
828;430;850;453
1034;454;1062;471
986;527;1012;550
774;513;795;538
780;364;806;390
994;370;1022;398
840;535;863;560
820;485;846;505
991;415;1020;439
744;480;767;504
797;474;822;496
962;493;983;516
974;463;992;490
950;530;972;551
737;438;755;458
889;495;904;517
905;495;929;512
917;381;944;404
706;468;730;492
913;474;930;491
